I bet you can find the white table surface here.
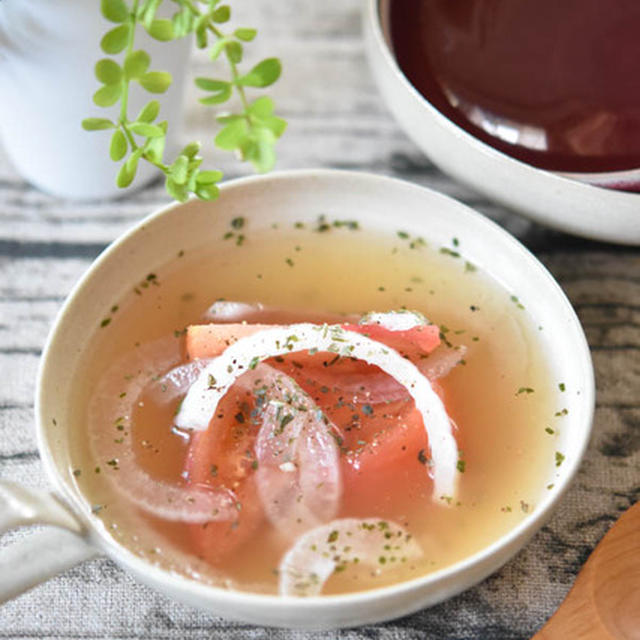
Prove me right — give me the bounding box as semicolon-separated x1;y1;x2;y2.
1;2;638;638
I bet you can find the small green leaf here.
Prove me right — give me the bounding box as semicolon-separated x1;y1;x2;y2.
93;83;122;107
195;78;230;92
124;50;150;79
195;184;220;201
199;85;232;105
109;129;127;161
242;127;276;172
101;0;128;23
234;28;257;42
147;18;174;41
165;176;189;202
95;59;123;85
170;155;189;184
137;100;160;123
212;5;231;23
216;114;243;125
139;71;172;93
215;119;248;151
209;37;230;60
144;133;166;163
261;115;287;138
225;41;243;64
129;122;164;137
172;9;193;38
237;58;281;87
116;157;136;188
101;24;131;54
248;96;274;117
141;0;161;28
195;170;223;185
82;118;115;131
180;142;201;158
195;16;208;49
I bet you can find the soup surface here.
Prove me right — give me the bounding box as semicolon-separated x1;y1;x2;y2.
69;220;564;595
391;0;640;175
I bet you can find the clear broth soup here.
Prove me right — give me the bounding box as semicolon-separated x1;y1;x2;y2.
69;220;563;595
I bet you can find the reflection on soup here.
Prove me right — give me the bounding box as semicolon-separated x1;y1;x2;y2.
70;220;564;596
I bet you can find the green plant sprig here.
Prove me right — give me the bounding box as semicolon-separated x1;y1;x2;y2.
82;0;286;202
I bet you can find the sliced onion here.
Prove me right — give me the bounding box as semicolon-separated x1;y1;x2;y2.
278;518;423;596
203;301;266;323
237;365;341;538
88;337;237;523
358;309;429;331
417;344;467;381
176;323;459;501
143;360;211;407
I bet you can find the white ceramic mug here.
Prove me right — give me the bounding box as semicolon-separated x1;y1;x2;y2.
0;0;190;199
0;171;595;629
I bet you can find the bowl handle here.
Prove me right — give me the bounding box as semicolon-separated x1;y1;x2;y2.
0;480;97;602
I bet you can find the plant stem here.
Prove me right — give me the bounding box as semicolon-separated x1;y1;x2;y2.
207;23;252;127
120;0;140;126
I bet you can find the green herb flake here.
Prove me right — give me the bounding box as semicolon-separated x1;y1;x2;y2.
545;427;555;435
516;387;535;395
456;459;466;473
207;374;217;389
397;230;409;239
285;257;294;267
510;295;525;310
417;449;430;466
248;356;260;370
555;451;565;467
464;261;477;273
452;237;459;247
362;404;374;416
440;247;460;258
231;216;245;229
327;530;339;543
100;317;112;328
72;469;82;477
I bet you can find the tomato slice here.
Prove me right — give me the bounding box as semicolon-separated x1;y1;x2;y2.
185;386;264;565
184;318;450;557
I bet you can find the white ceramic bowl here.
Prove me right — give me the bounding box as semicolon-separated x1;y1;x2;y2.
364;0;640;246
0;170;594;629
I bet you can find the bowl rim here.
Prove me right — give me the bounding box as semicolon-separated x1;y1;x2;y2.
366;0;640;245
34;168;595;612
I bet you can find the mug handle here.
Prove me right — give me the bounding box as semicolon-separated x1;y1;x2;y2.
0;480;98;602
